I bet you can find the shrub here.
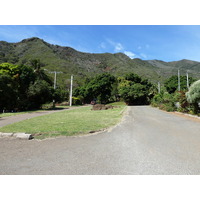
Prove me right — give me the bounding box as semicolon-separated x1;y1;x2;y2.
173;91;189;113
186;80;200;114
151;91;176;112
72;97;82;105
151;93;163;107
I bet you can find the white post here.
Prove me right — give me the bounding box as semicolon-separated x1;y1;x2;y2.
158;82;160;93
54;71;57;89
53;71;57;108
69;75;73;107
178;69;180;91
186;70;189;90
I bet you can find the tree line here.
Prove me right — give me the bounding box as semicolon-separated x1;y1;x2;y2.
1;60;200;115
73;73;155;105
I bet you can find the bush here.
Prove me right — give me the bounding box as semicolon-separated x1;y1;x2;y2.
159;104;175;112
173;91;189;113
151;91;176;112
72;97;82;105
151;93;164;107
186;80;200;114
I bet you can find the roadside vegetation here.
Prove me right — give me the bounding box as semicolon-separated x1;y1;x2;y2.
151;76;200;115
0;61;67;113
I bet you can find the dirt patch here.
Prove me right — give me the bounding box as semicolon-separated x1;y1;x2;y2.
91;104;114;111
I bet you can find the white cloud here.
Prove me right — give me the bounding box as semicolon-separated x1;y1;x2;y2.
106;39;124;52
124;51;136;59
114;43;123;51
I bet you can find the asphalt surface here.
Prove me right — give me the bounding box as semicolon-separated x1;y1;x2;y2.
1;106;200;175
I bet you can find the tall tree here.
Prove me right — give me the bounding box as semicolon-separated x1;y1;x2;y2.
29;59;52;84
0;62;54;111
74;73;116;104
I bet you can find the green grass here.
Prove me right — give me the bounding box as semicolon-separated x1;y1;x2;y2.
0;106;70;118
0;110;46;118
0;105;126;139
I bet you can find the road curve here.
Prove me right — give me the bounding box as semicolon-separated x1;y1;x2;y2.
1;106;200;175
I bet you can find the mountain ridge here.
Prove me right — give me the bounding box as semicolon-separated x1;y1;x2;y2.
0;37;200;86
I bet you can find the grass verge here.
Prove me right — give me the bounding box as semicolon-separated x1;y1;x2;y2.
0;110;45;118
0;106;70;118
0;105;126;139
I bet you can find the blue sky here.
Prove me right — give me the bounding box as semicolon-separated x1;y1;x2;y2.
1;25;200;62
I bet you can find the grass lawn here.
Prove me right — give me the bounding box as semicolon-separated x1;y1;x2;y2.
0;110;45;118
0;106;70;118
0;105;126;139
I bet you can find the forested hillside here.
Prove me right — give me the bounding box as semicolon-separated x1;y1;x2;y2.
0;37;200;87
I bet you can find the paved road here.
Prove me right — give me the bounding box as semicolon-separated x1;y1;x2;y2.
1;106;200;175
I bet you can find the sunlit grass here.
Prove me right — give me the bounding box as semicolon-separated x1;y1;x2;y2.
0;110;45;118
0;105;126;139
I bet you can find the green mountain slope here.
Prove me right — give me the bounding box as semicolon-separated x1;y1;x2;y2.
0;37;200;87
147;59;200;80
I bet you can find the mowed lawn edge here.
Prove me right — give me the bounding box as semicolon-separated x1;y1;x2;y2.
0;105;127;139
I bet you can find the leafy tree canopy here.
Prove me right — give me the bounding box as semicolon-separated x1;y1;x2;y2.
164;75;196;94
118;73;153;105
0;62;56;111
74;73;116;104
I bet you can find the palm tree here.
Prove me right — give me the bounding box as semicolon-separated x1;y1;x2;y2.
29;59;52;84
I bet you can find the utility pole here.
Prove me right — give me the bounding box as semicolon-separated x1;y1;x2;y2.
54;71;57;90
69;75;73;107
178;69;180;91
186;70;189;90
158;82;161;93
46;70;63;108
52;71;57;108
